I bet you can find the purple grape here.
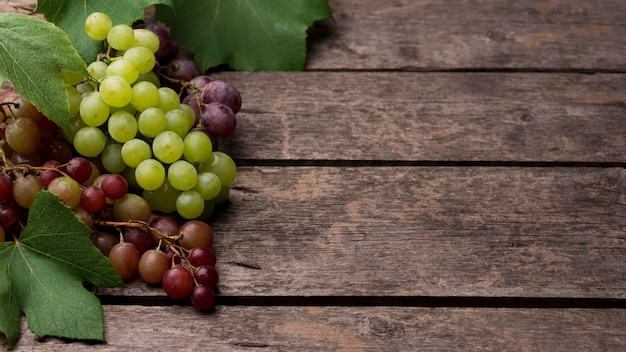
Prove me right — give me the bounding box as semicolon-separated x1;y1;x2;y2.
163;56;200;82
201;102;236;138
200;80;242;113
191;285;216;311
186;75;215;95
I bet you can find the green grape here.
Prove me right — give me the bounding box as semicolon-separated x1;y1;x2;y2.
108;110;138;143
67;85;82;117
74;126;107;157
136;71;161;88
66;114;87;143
178;103;198;129
106;58;139;84
132;28;160;54
149;179;180;213
165;108;191;137
99;76;133;107
198;151;237;186
102;143;127;173
135;159;165;191
123;167;140;190
152;131;184;164
130;81;160;112
79;91;110;126
85;12;112;41
76;81;95;96
107;24;135;50
176;190;205;219
121;138;152;168
62;71;85;85
157;87;180;113
193;172;222;200
183;131;212;164
167;160;198;191
214;186;230;204
137;107;166;138
123;46;156;74
87;61;108;80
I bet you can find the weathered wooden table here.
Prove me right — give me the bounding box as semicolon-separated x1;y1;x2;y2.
7;0;626;350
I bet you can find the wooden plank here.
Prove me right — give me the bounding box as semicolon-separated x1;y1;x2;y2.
213;71;626;162
7;305;626;351
98;166;626;298
307;0;626;71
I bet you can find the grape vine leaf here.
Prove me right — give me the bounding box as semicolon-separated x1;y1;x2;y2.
154;0;333;71
0;13;87;133
0;191;124;349
36;0;175;64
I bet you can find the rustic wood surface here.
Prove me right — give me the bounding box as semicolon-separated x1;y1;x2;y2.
307;0;626;71
3;0;626;350
10;306;626;351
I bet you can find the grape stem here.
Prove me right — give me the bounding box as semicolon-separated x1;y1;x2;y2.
94;218;181;242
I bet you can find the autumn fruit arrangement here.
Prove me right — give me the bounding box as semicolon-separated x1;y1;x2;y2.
1;10;242;307
0;1;332;348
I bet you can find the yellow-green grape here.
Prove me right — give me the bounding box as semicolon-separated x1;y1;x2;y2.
130;81;160;112
87;61;108;80
167;160;198;191
132;29;160;53
157;87;180;113
62;71;85;85
108;110;138;143
137;107;166;138
107;24;135;50
106;58;139;84
66;85;81;117
183;131;212;164
179;103;198;129
152;131;184;164
199;151;237;186
123;46;156;74
79;91;110;126
176;190;205;219
164;108;191;138
85;12;112;41
73;126;107;157
99;76;133;108
135;159;165;191
121;138;152;168
193;172;222;200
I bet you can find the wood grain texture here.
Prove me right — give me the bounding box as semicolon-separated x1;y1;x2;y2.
6;305;626;351
98;166;626;299
307;0;626;71
214;71;626;162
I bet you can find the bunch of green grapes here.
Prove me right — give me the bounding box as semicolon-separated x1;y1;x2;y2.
73;12;237;220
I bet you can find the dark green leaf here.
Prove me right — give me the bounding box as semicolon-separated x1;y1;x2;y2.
0;13;87;133
155;0;332;71
0;191;124;348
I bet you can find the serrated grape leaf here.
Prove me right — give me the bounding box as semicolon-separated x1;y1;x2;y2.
155;0;333;71
0;191;124;349
37;0;175;64
0;13;87;134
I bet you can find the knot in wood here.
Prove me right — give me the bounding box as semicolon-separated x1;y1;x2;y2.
519;111;537;124
368;316;403;337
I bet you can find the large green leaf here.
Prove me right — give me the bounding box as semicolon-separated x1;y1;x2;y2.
0;13;87;133
0;191;124;348
155;0;333;71
37;0;175;63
